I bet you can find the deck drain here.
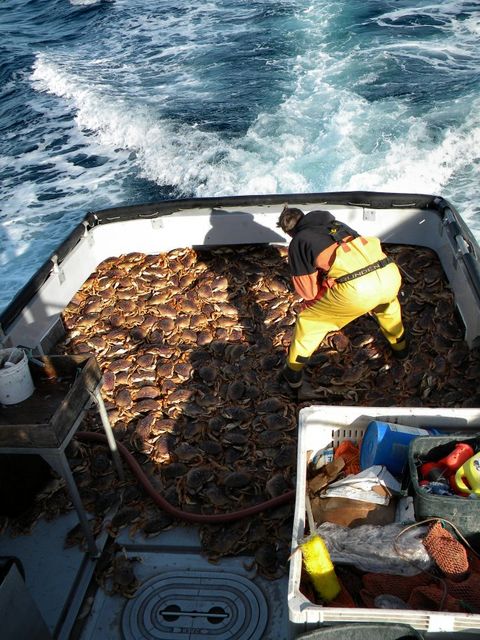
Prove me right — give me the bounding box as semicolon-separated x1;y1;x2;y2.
122;570;268;639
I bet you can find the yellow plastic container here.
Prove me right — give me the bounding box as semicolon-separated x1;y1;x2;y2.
454;452;480;496
301;534;341;602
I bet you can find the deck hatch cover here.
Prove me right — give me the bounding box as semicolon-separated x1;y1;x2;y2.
121;570;268;639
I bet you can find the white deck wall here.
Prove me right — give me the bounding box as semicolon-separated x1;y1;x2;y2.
5;204;478;349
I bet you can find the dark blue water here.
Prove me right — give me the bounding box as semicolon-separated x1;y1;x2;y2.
1;0;479;312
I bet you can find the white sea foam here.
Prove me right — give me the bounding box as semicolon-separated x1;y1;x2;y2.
2;0;480;312
30;53;311;196
376;1;473;24
69;0;105;5
30;36;480;212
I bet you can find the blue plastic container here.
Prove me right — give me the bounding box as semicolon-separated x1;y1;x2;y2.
360;421;438;477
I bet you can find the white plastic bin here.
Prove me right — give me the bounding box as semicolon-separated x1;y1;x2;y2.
288;405;480;635
0;348;35;405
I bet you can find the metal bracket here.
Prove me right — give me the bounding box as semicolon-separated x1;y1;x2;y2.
441;207;473;259
442;208;456;226
51;255;65;285
82;221;95;248
455;234;470;256
363;209;376;222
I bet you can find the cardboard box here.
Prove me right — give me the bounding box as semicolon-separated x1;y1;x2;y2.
311;495;397;528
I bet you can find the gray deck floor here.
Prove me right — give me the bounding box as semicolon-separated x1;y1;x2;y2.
0;511;100;638
0;512;293;640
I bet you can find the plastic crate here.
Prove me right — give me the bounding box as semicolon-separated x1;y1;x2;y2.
295;622;424;639
408;433;480;546
288;405;480;635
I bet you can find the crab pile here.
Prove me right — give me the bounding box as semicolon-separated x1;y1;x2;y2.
6;243;480;580
59;244;301;577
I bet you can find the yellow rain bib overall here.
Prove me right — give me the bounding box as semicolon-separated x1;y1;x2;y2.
287;236;405;370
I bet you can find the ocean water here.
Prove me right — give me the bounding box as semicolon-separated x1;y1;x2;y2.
1;0;479;313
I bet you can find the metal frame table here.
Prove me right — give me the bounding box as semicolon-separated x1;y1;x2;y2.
0;355;123;557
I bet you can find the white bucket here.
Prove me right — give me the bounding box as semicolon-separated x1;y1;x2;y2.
0;347;35;405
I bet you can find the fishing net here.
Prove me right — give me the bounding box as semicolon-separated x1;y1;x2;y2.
444;573;480;612
358;522;480;614
360;568;480;613
422;521;469;579
407;584;463;612
467;548;480;573
360;572;431;607
328;578;357;607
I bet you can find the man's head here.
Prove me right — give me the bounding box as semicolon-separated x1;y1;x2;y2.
277;205;336;236
277;205;304;236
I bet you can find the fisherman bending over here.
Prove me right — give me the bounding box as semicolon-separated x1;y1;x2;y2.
277;205;408;388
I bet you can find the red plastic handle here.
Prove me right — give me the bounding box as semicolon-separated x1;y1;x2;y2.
438;443;474;474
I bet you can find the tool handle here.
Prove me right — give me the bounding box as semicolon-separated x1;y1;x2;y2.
305;491;316;534
453;452;480;495
453;469;470;494
439;443;474;474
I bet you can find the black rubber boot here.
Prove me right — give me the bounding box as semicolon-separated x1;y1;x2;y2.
391;331;409;360
281;365;303;388
392;345;409;360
